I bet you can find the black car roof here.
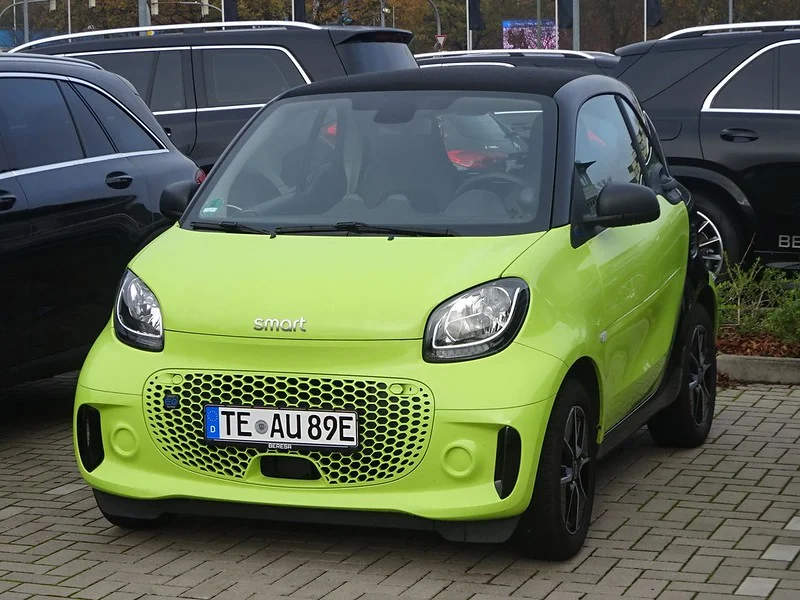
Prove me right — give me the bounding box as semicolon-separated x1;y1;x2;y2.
280;65;596;99
617;20;800;55
0;52;103;70
7;21;413;54
415;49;620;73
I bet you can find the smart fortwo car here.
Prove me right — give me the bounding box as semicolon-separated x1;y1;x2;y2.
74;67;718;560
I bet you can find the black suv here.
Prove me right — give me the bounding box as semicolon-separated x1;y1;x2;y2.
418;24;800;275
10;22;417;172
0;53;201;387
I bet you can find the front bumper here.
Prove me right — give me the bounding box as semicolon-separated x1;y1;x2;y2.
75;328;568;541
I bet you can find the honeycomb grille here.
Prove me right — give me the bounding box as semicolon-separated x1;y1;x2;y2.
143;371;434;486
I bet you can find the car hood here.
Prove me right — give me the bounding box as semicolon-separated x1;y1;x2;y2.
130;226;545;340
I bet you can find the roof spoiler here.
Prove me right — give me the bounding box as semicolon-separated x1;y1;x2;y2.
328;28;413;46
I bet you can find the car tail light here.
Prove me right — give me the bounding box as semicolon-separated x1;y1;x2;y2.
195;169;207;184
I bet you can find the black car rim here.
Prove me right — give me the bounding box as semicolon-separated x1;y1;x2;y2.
689;324;714;427
561;405;591;535
697;211;724;277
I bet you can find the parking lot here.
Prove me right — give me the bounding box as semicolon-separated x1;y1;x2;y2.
0;375;795;600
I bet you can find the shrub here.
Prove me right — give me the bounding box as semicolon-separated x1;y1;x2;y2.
766;294;800;345
715;258;791;336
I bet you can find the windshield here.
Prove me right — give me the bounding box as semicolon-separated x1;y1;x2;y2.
184;90;556;236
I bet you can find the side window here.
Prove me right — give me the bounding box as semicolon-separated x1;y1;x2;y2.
0;77;83;170
200;48;306;108
574;95;641;217
150;50;187;112
619;100;654;183
60;83;116;158
778;44;800;111
81;51;157;101
73;84;160;153
712;50;775;110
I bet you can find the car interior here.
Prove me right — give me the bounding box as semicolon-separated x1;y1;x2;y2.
209;96;548;227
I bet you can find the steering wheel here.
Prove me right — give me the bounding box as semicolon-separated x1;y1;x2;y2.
453;172;532;219
224;204;259;218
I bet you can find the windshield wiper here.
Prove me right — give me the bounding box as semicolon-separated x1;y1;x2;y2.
189;220;273;235
273;221;457;237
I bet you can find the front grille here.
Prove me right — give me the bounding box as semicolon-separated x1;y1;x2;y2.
143;371;434;486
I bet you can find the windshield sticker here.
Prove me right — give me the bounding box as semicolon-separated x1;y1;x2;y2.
201;197;224;216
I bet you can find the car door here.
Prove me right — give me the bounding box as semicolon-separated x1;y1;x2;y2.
699;40;800;261
0;75;154;362
572;94;688;428
191;45;309;170
66;48;197;159
0;128;33;371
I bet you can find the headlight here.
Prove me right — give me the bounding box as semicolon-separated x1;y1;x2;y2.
423;278;529;362
113;270;164;351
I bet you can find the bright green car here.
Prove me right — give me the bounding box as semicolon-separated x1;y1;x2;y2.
74;66;718;560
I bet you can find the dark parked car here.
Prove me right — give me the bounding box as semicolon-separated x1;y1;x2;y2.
10;21;418;173
0;53;201;387
417;23;800;276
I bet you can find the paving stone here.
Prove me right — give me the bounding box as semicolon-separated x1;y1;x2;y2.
785;517;800;531
761;544;800;562
2;377;800;600
682;554;723;574
735;577;778;597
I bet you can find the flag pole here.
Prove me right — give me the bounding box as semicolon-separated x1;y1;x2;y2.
572;0;579;50
644;0;647;41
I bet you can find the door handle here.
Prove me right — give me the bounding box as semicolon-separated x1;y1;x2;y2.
720;128;759;142
106;172;133;189
0;192;16;212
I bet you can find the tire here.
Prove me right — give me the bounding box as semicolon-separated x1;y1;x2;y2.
513;378;597;561
647;304;716;448
691;192;744;277
94;490;169;530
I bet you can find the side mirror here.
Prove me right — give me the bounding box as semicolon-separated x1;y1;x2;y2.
583;182;660;228
160;180;199;222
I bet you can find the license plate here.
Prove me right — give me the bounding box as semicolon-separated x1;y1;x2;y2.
203;405;358;450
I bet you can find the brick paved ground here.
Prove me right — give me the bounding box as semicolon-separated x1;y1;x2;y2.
0;374;798;599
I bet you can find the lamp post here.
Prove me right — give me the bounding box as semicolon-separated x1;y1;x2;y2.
427;0;440;36
465;0;470;49
0;0;50;42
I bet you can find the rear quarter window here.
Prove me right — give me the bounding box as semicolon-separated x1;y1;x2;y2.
336;42;417;74
79;51;157;100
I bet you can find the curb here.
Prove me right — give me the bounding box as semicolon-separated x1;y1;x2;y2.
717;353;800;385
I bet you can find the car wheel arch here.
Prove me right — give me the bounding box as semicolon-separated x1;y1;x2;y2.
670;167;754;237
688;180;750;228
696;281;719;334
561;357;603;440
